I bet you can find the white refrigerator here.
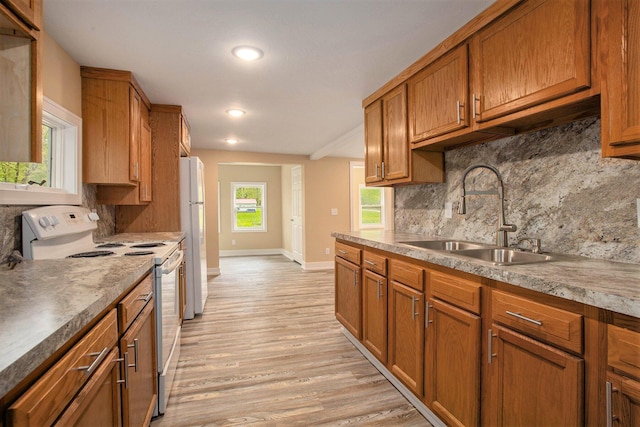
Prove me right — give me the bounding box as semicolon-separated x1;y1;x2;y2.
180;156;208;319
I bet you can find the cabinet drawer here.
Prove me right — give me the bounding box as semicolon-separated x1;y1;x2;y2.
363;251;387;276
8;309;119;427
430;270;481;315
336;241;361;265
609;324;640;380
492;290;583;354
389;259;424;292
118;273;153;333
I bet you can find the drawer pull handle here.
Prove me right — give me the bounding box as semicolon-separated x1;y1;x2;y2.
137;291;153;303
506;310;542;326
338;249;348;255
116;352;129;388
364;260;377;266
606;381;619;427
78;347;109;376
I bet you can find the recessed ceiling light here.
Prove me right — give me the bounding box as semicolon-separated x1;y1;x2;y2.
225;138;239;144
226;109;246;117
231;46;263;61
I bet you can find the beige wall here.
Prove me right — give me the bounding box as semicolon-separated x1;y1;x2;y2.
218;164;283;251
191;149;356;271
42;31;81;116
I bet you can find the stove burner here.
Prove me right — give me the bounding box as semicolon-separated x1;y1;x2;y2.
95;243;126;248
124;251;155;256
67;250;115;258
131;242;166;248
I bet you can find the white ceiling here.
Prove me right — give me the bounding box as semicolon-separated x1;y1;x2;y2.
43;0;493;159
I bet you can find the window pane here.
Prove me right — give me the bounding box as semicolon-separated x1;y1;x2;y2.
233;183;266;231
362;207;382;224
0;124;51;186
360;187;381;206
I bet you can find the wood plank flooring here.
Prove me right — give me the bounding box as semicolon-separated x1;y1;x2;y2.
151;255;431;426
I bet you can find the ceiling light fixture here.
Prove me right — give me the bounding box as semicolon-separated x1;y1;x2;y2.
231;46;263;61
226;109;246;117
225;138;239;144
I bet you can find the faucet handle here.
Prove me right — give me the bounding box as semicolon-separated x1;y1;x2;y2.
457;195;466;215
499;223;517;232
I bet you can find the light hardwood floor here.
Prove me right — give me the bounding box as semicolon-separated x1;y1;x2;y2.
151;255;431;426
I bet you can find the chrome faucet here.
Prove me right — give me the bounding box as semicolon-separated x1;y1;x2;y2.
458;164;517;247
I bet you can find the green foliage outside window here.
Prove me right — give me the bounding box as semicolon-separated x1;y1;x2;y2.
0;124;51;186
360;187;382;225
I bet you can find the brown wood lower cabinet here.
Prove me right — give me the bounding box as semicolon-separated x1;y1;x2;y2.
120;301;157;427
335;255;362;339
54;348;123;427
607;371;640;427
388;280;424;396
425;298;480;426
488;324;584;426
362;269;387;364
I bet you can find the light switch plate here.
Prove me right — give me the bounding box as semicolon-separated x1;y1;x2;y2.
331;208;338;216
444;202;453;219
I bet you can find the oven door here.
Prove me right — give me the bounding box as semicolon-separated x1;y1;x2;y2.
154;247;183;414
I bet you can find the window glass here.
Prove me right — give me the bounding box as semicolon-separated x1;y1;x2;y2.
232;182;266;232
0;124;51;186
359;185;384;228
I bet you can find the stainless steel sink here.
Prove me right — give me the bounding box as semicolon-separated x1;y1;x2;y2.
453;248;557;266
400;240;492;251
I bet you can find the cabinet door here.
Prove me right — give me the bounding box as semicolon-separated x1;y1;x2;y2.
607;372;640;427
364;100;383;184
408;44;469;143
335;256;362;339
382;85;409;182
53;348;122;427
601;0;640;157
180;115;191;156
139;120;152;202
2;0;41;29
425;298;481;427
129;88;141;183
472;0;590;122
388;281;424;396
489;324;584;427
362;270;387;363
120;301;157;427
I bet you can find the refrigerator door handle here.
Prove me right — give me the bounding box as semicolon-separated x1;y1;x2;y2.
189;201;204;205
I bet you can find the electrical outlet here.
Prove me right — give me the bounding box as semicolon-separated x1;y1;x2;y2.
444;202;453;219
232;239;236;246
325;247;330;255
331;208;338;216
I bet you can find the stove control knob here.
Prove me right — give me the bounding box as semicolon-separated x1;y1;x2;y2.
38;217;50;228
50;216;60;226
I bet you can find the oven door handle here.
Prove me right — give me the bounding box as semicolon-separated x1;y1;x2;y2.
162;250;184;274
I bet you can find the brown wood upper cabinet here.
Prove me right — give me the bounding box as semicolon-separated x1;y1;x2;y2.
364;85;444;186
1;0;41;30
180;114;191;156
471;0;591;123
408;44;469;143
82;67;152;205
601;0;640;159
0;2;41;163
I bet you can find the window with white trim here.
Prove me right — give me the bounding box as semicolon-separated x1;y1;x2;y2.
232;182;266;232
359;185;385;229
0;98;82;205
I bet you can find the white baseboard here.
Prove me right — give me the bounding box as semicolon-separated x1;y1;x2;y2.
341;328;446;427
219;248;283;257
302;261;334;271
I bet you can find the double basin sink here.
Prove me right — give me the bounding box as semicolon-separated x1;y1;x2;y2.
400;240;560;266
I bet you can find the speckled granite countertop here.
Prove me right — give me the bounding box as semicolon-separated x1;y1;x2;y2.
0;256;154;398
333;230;640;319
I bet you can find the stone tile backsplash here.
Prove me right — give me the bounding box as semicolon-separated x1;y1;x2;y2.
0;184;115;264
395;117;640;264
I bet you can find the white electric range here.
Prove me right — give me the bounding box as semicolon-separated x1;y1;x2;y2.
21;205;182;416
